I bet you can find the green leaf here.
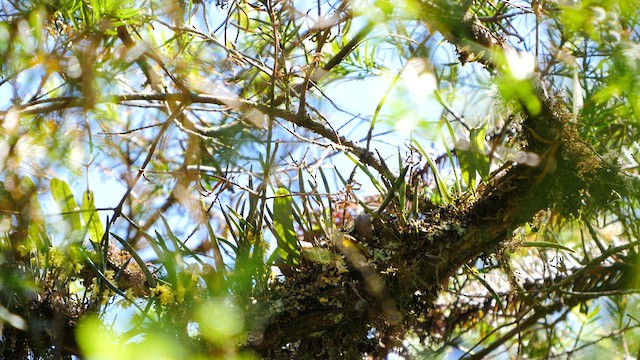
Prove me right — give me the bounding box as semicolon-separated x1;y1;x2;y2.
82;252;130;300
21;177;44;224
466;265;504;311
155;230;178;287
50;178;82;235
302;247;333;264
412;139;452;204
158;212;204;264
272;187;301;264
76;317;123;359
21;177;47;248
457;123;489;189
501;77;541;115
81;190;105;243
344;153;387;195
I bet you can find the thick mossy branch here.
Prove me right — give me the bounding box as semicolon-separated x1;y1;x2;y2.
248;3;640;356
252;90;634;357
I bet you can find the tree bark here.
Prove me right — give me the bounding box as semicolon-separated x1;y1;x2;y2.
248;2;640;357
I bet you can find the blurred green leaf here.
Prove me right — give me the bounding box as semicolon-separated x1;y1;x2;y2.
302;247;333;264
344;153;387;195
197;298;245;345
20;176;47;248
498;77;541;115
81;190;104;244
155;230;178;287
413;139;452;204
50;178;82;236
77;317;124;359
77;316;184;360
457;123;489;189
272;187;301;264
466;265;504;311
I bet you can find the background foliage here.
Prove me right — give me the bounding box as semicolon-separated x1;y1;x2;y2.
1;0;640;358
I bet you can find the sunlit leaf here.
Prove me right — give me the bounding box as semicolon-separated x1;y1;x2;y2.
197;298;245;345
50;178;82;236
457;123;489;189
272;187;301;264
20;176;46;248
466;265;504;311
81;190;105;243
302;247;333;264
77;317;124;359
412;139;452;204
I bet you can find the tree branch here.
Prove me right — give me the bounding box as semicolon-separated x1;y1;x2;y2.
0;92;396;183
243;1;640;355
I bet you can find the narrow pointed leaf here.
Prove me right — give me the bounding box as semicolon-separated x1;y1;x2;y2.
272;187;301;264
457;124;489;189
21;177;46;248
82;190;105;244
413;139;452;203
466;265;504;311
50;178;82;235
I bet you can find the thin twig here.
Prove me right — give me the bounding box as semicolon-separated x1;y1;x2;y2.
108;103;186;227
1;92;396;184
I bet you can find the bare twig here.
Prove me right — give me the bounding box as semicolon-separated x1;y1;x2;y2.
108;103;186;227
1;92;396;183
